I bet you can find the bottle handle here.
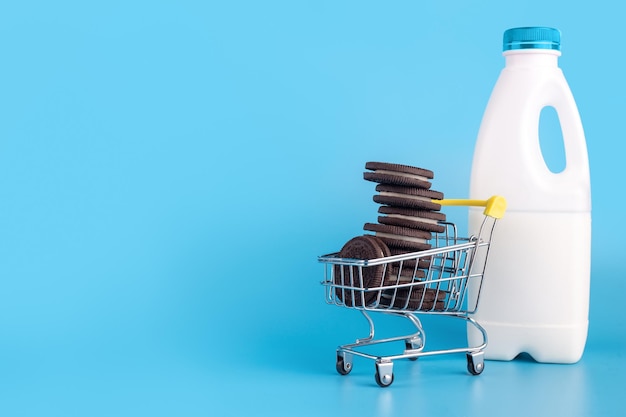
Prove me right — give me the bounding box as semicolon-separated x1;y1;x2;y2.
540;78;590;178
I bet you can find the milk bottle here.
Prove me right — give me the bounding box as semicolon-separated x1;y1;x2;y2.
467;27;591;363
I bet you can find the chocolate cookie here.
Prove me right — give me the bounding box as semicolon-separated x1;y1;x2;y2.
365;162;434;179
389;248;433;269
333;235;391;307
375;183;444;201
377;236;433;252
385;264;426;285
373;193;442;212
364;162;433;189
378;205;447;221
364;222;432;241
377;206;446;234
378;215;445;234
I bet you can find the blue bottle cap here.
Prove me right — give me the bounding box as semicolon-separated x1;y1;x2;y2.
503;27;561;51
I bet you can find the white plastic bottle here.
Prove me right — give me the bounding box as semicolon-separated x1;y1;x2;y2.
467;27;591;363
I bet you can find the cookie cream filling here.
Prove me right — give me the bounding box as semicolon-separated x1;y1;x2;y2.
379;191;433;203
385;213;439;225
374;232;429;244
375;169;430;182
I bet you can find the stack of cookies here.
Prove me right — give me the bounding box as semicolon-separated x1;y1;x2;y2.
333;161;448;311
362;161;447;262
363;161;448;310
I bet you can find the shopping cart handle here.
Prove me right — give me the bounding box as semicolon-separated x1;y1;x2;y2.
435;195;507;219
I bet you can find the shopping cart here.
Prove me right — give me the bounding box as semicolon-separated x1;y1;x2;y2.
318;196;506;387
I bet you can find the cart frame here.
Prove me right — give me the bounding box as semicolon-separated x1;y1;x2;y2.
318;196;506;387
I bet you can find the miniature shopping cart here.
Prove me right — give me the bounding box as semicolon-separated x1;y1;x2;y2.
318;196;506;387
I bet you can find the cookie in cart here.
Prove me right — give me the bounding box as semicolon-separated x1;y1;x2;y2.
318;162;506;387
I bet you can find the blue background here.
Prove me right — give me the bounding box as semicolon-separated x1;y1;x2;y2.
1;1;623;416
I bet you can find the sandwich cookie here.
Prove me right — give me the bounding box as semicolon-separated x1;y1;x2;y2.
333;234;391;307
364;162;434;189
373;184;443;212
385;264;427;286
363;222;432;251
388;247;433;270
377;206;447;234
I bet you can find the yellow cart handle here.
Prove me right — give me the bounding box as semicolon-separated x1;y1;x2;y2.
435;195;507;219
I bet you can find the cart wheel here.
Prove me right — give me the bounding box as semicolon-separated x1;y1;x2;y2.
375;370;394;387
404;341;418;361
466;352;484;376
375;361;394;387
336;353;352;375
404;337;423;361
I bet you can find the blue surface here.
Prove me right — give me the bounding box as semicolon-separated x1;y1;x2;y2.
1;1;624;416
